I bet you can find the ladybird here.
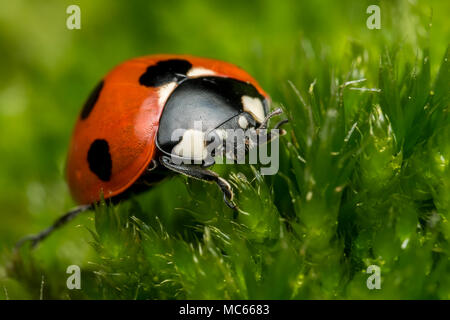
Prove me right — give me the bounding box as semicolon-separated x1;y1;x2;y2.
17;55;286;248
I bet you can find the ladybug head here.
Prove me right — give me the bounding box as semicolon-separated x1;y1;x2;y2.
156;76;285;166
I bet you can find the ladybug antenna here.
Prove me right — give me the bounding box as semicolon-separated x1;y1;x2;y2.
14;204;92;251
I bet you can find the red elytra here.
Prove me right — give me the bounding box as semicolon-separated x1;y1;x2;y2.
66;54;270;205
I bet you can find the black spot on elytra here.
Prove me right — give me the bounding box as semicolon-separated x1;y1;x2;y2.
87;139;112;181
139;59;192;87
80;81;104;120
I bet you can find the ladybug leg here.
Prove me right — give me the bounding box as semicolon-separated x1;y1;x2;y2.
274;118;289;130
147;159;159;172
265;119;289;141
257;108;284;130
15;204;92;250
159;156;236;209
253;118;289;148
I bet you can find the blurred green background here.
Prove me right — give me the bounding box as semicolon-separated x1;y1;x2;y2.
0;0;449;299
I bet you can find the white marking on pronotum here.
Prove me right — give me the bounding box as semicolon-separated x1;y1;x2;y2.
172;129;207;160
187;67;216;78
158;82;177;107
242;96;265;123
238;115;249;129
